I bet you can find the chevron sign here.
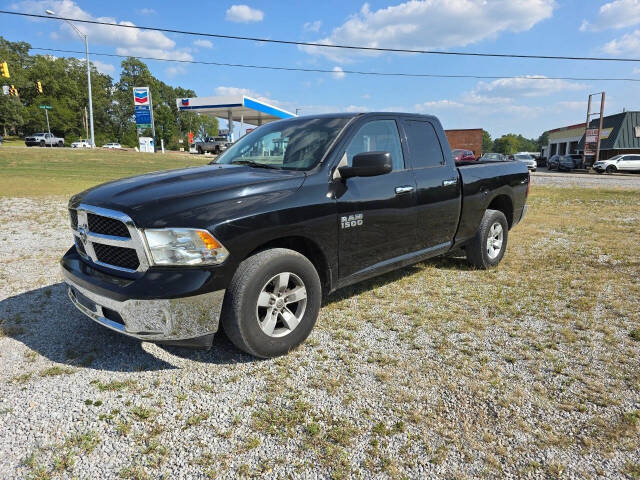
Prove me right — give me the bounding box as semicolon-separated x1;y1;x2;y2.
133;87;150;106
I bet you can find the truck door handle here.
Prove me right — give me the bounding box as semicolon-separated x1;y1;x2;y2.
395;185;415;194
442;178;458;186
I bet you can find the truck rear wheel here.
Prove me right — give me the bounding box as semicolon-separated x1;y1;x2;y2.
465;209;509;269
221;248;322;358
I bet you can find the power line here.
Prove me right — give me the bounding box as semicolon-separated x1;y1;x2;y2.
29;47;640;83
4;10;640;63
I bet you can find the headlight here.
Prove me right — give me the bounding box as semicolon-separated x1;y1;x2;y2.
143;228;229;266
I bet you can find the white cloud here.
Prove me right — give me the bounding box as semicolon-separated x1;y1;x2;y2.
137;8;156;15
114;46;192;61
225;5;264;23
554;100;586;111
13;0;193;60
344;105;370;112
166;65;187;77
193;39;213;48
580;0;640;31
473;76;585;98
300;0;555;62
91;59;115;74
414;100;464;111
331;66;346;79
601;29;640;55
634;67;640;73
303;20;322;32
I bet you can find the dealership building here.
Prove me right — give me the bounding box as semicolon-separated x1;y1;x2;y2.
544;111;640;160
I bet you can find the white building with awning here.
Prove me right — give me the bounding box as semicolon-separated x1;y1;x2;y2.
176;94;296;140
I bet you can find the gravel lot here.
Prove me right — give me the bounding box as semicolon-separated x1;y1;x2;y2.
1;189;639;479
532;169;640;189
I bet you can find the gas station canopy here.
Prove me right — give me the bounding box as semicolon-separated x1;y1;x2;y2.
176;94;295;126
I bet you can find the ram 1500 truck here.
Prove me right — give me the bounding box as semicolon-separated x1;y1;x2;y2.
61;113;529;358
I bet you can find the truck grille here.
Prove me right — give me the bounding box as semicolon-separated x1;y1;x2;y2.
93;243;140;270
87;213;130;238
69;205;149;273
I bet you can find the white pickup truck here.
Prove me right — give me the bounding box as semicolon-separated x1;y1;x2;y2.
25;132;64;147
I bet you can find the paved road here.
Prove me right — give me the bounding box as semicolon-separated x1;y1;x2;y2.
531;168;640;189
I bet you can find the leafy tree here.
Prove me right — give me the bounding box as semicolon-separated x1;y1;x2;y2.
0;95;24;136
482;130;492;153
537;131;549;150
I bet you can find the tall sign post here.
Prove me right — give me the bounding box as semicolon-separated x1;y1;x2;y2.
133;87;156;151
582;92;605;168
39;105;52;135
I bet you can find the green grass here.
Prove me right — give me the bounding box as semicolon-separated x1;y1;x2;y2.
0;146;208;196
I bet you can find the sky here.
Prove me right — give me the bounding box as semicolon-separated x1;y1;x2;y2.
2;0;640;139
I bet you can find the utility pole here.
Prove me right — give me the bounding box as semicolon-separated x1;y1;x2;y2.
84;106;89;140
45;108;50;135
46;9;95;148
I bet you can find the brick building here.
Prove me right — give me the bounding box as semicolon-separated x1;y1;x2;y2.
445;129;483;158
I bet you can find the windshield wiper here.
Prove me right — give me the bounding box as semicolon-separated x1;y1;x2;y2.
231;160;281;170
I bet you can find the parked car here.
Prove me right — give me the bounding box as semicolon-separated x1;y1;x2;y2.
71;139;91;149
25;132;64;147
547;154;562;170
452;149;476;163
61;112;529;358
480;153;506;161
102;142;122;149
558;154;584;172
593;154;640;173
0;135;3;145
513;154;537;172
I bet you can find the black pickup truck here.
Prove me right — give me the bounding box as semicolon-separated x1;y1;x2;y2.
61;113;529;358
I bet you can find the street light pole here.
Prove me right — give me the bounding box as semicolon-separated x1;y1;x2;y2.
46;10;95;148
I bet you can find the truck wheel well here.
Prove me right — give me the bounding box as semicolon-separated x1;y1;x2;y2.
487;195;513;228
246;237;330;294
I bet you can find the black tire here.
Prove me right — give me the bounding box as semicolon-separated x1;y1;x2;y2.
58;141;63;147
465;209;509;269
221;248;322;358
197;146;203;154
39;140;45;147
606;165;616;174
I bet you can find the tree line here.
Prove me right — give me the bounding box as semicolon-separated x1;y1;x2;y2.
483;129;548;155
0;36;217;148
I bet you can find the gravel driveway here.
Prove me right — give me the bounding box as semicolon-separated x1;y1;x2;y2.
532;170;640;189
1;192;639;479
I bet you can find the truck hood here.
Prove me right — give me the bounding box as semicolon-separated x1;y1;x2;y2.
70;164;306;227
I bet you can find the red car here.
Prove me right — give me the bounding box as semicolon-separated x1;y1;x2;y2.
452;149;476;163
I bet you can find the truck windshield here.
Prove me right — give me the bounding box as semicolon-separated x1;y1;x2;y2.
216;117;350;171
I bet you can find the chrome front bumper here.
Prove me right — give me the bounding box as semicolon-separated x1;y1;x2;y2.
65;277;225;343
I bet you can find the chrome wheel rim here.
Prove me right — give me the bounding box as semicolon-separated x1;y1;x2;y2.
486;222;504;260
256;272;307;338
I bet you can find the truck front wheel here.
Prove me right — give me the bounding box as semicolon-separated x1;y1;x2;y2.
465;209;509;269
221;248;322;358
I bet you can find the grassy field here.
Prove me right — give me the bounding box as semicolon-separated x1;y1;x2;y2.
1;149;639;478
0;146;208;196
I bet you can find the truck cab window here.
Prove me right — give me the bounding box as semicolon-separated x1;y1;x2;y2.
345;120;404;170
403;121;445;168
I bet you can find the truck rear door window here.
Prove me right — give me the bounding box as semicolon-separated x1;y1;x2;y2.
345;120;404;170
404;121;445;168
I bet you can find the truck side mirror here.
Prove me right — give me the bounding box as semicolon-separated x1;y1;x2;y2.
338;151;392;179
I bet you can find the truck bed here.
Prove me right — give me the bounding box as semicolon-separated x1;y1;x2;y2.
455;160;529;246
